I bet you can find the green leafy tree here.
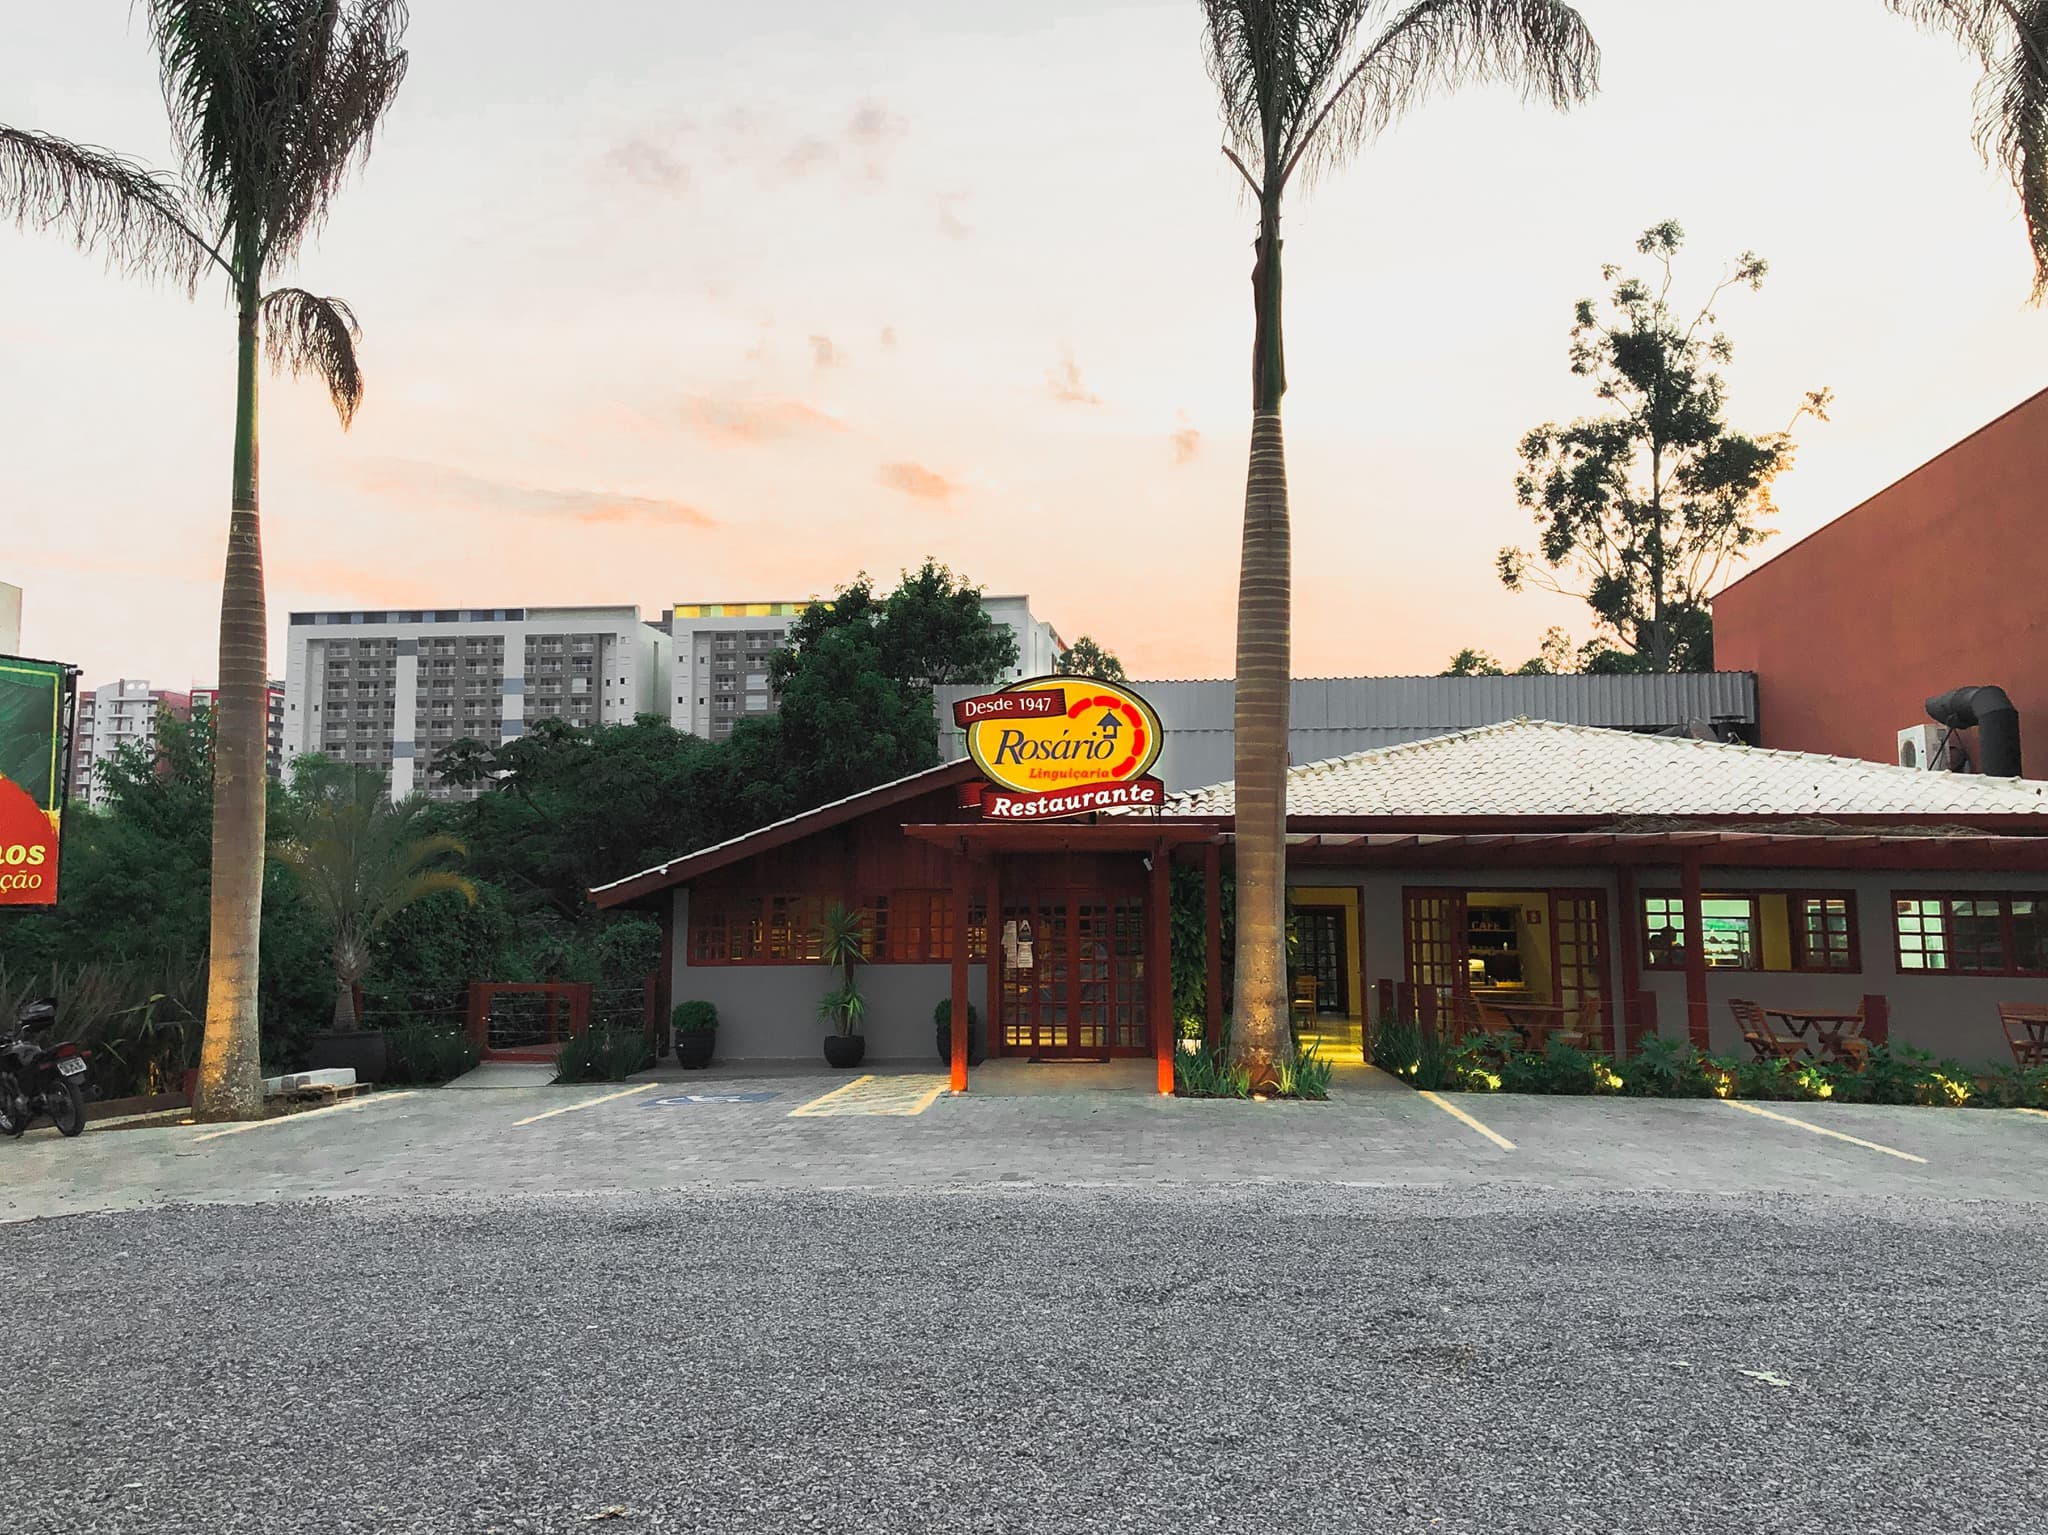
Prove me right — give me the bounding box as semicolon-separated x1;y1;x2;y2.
275;757;477;1030
1201;0;1599;1081
1888;2;2048;302
772;561;1018;694
1;2;409;1119
1498;222;1831;673
1441;647;1506;677
1055;636;1128;681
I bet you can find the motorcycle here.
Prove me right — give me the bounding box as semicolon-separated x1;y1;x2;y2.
0;996;90;1139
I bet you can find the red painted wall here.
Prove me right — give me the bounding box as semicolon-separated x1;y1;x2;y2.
1713;388;2048;768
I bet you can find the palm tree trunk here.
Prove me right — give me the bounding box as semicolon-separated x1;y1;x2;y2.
1229;199;1293;1083
193;289;268;1121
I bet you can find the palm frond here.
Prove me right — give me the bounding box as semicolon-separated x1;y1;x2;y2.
146;0;409;277
1285;0;1600;190
261;285;363;425
0;125;215;286
1890;0;2048;301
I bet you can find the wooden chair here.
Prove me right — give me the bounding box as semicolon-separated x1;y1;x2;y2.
1554;993;1604;1052
1817;1005;1870;1068
1732;999;1807;1061
1446;991;1512;1045
1998;1003;2048;1068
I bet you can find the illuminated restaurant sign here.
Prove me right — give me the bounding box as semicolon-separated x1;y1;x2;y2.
955;676;1165;820
0;656;74;907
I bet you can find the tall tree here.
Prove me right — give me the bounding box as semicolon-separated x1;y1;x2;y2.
275;757;476;1029
772;561;1019;694
1888;1;2048;302
1054;636;1128;681
1;3;408;1118
1498;222;1831;673
1200;0;1599;1080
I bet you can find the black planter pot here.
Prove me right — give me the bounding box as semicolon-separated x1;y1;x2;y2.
675;1032;715;1070
304;1028;390;1084
822;1034;867;1069
935;1022;985;1069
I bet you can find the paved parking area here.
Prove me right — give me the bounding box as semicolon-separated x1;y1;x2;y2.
5;1065;2046;1533
4;1063;2044;1223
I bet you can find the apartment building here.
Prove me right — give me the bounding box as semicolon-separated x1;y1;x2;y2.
70;678;191;807
668;595;1064;743
281;606;668;799
190;683;286;779
0;580;20;654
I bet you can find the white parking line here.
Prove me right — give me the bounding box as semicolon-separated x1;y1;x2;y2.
2016;1107;2048;1121
1720;1099;1928;1163
1417;1090;1515;1151
512;1081;660;1126
191;1091;415;1142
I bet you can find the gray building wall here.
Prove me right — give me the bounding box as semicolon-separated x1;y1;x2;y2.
669;891;981;1065
1309;864;2035;1066
936;673;1761;792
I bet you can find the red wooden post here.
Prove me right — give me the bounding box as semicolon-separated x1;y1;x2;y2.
1419;984;1440;1038
1203;841;1223;1053
1375;978;1394;1021
1680;854;1711;1050
656;894;677;1054
984;859;1002;1062
546;988;561;1046
1615;865;1643;1059
950;853;971;1093
571;983;592;1038
1151;844;1174;1095
465;981;486;1050
1395;980;1415;1026
1862;992;1890;1045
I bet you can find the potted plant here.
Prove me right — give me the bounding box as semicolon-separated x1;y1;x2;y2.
934;998;984;1067
672;1000;717;1069
818;903;868;1068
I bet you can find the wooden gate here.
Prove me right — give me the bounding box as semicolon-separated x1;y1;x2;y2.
465;981;592;1062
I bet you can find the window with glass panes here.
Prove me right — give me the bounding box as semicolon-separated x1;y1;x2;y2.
1894;892;2048;976
1643;892;1758;969
1791;893;1858;971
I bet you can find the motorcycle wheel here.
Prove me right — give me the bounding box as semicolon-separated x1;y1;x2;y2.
48;1078;86;1139
0;1076;26;1139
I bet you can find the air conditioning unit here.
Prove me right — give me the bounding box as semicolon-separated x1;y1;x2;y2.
1897;723;1951;772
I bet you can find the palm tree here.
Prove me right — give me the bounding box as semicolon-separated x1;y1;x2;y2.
277;758;476;1031
2;3;407;1118
1887;2;2048;302
1199;1;1598;1081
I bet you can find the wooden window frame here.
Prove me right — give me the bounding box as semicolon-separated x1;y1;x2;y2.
1641;889;1761;972
862;889;990;965
1787;889;1861;974
1892;890;2048;979
688;891;827;967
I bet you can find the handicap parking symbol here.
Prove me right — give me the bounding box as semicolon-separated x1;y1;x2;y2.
644;1092;780;1106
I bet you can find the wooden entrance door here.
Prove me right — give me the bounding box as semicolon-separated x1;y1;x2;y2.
1000;890;1148;1057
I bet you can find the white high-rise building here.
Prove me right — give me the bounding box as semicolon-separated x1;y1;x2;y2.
282;606;670;799
0;580;21;654
70;679;192;807
666;595;1064;742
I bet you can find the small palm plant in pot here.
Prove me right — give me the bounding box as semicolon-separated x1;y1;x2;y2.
817;903;868;1068
671;1001;717;1070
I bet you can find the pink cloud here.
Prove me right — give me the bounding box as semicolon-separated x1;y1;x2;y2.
877;460;959;504
682;395;846;444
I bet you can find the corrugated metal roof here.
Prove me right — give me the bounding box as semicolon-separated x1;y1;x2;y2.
934;673;1759;791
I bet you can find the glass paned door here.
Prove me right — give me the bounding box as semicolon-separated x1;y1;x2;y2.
1295;907;1348;1016
1001;892;1147;1057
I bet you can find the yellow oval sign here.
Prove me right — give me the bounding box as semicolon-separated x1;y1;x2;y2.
956;676;1163;799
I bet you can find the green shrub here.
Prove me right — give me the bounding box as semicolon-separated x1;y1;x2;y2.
1273;1042;1333;1101
554;1027;652;1084
1732;1056;1835;1102
932;998;977;1027
1620;1036;1725;1099
672;1000;717;1035
1972;1065;2048;1109
1498;1040;1624;1096
1174;1045;1251;1099
1829;1044;1974;1107
385;1022;480;1086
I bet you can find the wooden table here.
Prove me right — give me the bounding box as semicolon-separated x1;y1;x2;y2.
1999;1004;2048;1067
1489;1001;1577;1050
1762;1007;1866;1064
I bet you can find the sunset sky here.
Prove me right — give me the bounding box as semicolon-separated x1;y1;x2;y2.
6;0;2046;690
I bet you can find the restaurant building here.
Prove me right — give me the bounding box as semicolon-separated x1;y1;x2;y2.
592;715;2048;1089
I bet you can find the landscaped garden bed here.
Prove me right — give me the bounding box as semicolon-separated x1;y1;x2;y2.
1368;1014;2048;1109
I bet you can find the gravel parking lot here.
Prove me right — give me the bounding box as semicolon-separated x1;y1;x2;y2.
5;1067;2046;1533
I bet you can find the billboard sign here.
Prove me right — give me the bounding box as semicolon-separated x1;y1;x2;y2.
954;675;1165;821
0;656;73;907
